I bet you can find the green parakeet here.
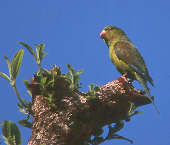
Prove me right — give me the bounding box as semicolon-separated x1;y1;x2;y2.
100;25;159;114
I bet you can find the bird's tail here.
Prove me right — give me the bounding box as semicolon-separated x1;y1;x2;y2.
143;86;160;115
146;71;154;86
136;74;160;114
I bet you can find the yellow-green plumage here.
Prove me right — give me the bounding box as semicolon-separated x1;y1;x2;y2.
100;25;159;114
109;44;132;75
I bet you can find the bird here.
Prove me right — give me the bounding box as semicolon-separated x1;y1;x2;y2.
100;25;159;114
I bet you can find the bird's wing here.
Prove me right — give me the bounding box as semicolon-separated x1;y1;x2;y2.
114;40;148;78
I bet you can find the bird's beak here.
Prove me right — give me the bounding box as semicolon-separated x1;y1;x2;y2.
100;30;107;39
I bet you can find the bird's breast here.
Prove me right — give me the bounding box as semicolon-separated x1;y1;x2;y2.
109;47;132;74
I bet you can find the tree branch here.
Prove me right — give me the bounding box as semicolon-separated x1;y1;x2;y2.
27;67;151;145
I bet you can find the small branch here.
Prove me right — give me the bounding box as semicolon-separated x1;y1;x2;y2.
13;84;26;108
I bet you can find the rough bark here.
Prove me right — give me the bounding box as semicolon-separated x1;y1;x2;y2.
27;69;151;145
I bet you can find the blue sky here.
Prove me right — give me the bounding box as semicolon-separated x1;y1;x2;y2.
0;0;170;145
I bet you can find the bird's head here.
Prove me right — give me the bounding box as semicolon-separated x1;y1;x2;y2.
100;25;127;43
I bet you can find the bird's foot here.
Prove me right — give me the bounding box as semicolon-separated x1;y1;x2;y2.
128;79;134;86
122;73;134;84
138;90;145;95
122;73;128;78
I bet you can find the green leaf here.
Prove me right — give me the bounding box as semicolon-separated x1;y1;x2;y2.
0;72;10;82
40;77;47;86
4;56;12;80
18;120;32;129
11;49;24;85
19;42;36;60
17;103;27;114
94;86;100;92
24;80;32;96
39;44;47;62
128;102;137;116
2;120;10;137
10;123;21;145
1;121;21;145
88;84;99;98
2;136;12;145
67;64;83;90
36;44;47;65
23;80;30;90
36;46;40;64
89;83;94;92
